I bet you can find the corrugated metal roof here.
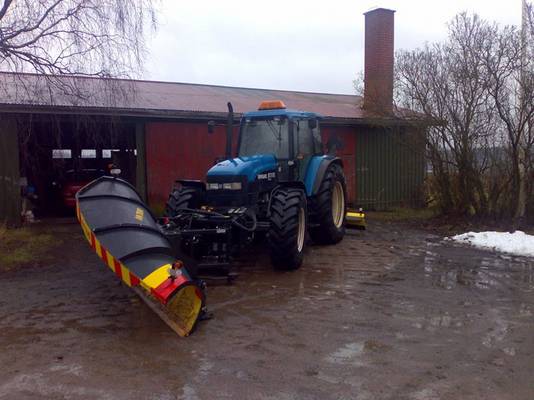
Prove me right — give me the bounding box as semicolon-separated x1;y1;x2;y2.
0;72;421;123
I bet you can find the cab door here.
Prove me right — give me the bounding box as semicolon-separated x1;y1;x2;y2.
292;118;320;181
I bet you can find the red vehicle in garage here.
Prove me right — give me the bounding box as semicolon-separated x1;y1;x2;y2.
60;169;105;208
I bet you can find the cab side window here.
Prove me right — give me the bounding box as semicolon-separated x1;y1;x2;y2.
293;119;320;179
294;119;316;157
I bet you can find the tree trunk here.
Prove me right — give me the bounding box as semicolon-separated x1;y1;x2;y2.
513;147;527;228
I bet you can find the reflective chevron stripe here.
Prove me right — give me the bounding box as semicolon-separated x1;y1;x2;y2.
76;204;141;288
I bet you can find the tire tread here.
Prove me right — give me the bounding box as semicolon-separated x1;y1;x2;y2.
309;164;347;244
268;188;307;270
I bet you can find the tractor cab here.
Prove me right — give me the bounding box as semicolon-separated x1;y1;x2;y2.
237;100;323;182
205;101;325;205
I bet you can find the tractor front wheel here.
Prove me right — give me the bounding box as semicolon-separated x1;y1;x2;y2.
309;164;347;244
268;188;307;270
164;186;201;217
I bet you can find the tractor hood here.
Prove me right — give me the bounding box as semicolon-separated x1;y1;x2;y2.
207;154;277;182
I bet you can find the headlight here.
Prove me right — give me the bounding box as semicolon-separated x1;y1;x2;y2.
223;182;242;190
207;182;242;190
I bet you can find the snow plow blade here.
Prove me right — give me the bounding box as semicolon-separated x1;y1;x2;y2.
76;176;204;337
346;209;366;230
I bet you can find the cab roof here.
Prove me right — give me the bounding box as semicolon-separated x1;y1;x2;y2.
243;108;323;119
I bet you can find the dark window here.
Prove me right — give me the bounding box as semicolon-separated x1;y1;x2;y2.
81;149;97;159
52;149;72;159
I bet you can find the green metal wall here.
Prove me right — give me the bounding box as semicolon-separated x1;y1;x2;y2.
0;118;21;225
355;126;426;210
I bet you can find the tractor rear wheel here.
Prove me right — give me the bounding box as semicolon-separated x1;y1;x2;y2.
164;186;201;217
309;164;347;244
268;188;307;270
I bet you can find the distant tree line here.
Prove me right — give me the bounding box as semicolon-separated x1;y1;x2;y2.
395;8;534;226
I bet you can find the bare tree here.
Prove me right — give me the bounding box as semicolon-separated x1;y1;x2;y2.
0;0;158;106
396;13;499;217
480;4;534;226
393;8;534;224
0;0;157;78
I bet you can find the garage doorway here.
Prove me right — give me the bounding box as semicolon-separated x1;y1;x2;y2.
17;115;137;217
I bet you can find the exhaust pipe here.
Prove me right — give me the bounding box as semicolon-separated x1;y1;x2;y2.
226;102;234;159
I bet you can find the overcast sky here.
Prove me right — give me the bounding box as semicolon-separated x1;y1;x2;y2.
144;0;524;95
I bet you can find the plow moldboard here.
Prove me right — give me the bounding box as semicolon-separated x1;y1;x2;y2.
76;176;204;336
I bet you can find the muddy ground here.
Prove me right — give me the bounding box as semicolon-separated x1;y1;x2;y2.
0;219;533;400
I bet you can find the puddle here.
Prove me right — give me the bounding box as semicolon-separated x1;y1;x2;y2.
417;241;534;292
482;309;508;348
503;347;516;356
325;342;365;366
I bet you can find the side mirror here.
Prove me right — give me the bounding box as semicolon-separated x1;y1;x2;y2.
207;120;215;134
308;119;317;130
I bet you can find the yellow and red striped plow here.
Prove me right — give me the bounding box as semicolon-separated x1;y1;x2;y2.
75;186;204;337
77;204;141;288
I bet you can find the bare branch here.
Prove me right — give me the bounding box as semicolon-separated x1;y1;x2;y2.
0;0;158;100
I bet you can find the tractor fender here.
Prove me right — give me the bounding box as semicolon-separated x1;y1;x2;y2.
275;180;307;192
306;156;344;196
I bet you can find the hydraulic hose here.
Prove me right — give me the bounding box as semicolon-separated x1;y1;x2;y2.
231;209;257;232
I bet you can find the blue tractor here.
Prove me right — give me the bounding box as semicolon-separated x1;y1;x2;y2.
163;100;347;273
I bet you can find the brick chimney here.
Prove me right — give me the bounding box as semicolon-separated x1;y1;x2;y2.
363;8;395;114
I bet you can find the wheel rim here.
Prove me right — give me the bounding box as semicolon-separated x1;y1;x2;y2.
332;181;345;229
297;207;306;252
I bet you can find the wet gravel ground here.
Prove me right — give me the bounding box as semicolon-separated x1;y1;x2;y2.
0;219;533;399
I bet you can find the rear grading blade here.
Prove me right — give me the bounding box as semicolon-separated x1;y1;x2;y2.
76;176;205;337
346;209;366;230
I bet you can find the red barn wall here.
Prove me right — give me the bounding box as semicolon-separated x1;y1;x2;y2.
145;122;237;208
321;125;357;205
145;121;358;211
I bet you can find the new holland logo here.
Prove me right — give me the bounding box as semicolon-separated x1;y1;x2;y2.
258;172;276;180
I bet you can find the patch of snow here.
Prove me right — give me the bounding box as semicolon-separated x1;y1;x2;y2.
449;231;534;257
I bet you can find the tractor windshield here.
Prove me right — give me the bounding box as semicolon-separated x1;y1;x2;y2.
239;117;289;159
